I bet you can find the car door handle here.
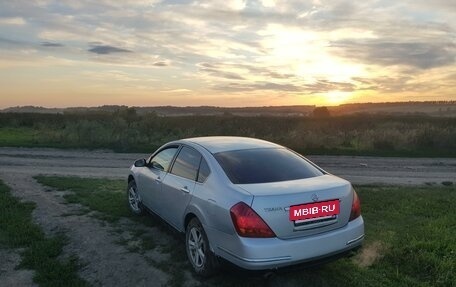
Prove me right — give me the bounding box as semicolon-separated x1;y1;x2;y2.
155;177;161;183
180;186;190;193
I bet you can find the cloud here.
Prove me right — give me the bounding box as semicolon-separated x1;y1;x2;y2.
197;61;295;82
161;88;192;93
0;37;25;46
201;68;246;80
304;80;356;93
265;71;294;79
0;17;26;25
196;0;247;11
88;45;132;55
352;72;449;94
332;40;456;69
41;41;64;47
211;77;357;95
197;62;246;80
260;0;276;8
213;82;301;92
81;70;157;82
152;61;169;66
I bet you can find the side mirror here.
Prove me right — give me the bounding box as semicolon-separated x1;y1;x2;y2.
134;158;147;167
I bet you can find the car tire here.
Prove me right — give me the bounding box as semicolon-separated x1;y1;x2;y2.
127;180;145;215
186;218;219;277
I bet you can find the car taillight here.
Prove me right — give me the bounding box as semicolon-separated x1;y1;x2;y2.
349;190;361;221
230;202;276;238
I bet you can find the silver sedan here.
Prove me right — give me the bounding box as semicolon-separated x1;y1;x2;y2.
127;137;364;276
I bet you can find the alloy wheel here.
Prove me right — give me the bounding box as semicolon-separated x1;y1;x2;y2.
188;226;206;268
128;186;140;212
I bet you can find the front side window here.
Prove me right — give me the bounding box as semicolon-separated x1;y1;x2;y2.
214;148;324;184
150;147;179;171
171;146;201;181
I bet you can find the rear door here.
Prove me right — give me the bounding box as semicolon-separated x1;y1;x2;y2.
160;146;202;230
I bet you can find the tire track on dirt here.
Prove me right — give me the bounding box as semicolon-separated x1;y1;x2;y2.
0;172;169;287
0;249;36;287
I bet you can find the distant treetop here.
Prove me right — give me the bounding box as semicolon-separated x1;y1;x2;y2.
312;107;331;118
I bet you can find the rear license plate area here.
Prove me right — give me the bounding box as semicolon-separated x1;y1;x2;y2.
289;199;340;221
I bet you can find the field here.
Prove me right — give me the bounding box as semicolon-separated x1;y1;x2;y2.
1;111;456;157
1;107;455;286
1;175;454;286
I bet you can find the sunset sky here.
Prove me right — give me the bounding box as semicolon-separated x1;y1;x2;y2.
0;0;455;108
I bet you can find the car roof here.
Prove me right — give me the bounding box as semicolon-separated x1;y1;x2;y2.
180;136;282;154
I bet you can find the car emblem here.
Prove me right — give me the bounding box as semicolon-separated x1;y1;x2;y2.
264;207;283;212
311;193;319;202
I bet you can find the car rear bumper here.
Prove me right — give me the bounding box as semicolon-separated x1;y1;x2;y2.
206;216;364;270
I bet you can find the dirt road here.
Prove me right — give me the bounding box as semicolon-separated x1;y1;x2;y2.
0;147;454;286
0;147;454;185
0;173;170;287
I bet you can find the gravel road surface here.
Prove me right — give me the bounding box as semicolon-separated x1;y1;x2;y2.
0;147;454;185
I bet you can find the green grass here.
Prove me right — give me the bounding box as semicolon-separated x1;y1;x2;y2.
35;176;456;287
0;128;37;147
355;186;456;286
35;176;129;222
34;176;162;229
0;180;87;287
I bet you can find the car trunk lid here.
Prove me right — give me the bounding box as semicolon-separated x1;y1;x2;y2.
238;174;353;239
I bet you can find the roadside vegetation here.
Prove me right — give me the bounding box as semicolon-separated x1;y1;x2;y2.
36;176;456;287
1;111;456;157
0;180;87;287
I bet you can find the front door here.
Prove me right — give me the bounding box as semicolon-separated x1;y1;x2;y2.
137;146;179;214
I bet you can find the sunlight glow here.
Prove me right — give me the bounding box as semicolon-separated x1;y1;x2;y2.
258;24;365;83
324;90;353;105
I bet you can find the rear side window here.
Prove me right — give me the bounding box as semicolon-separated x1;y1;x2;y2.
197;158;210;183
171;146;201;181
214;148;323;184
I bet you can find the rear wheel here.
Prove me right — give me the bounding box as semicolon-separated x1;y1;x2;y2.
185;218;219;277
127;180;145;215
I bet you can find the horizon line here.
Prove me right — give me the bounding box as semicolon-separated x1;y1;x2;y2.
2;100;456;110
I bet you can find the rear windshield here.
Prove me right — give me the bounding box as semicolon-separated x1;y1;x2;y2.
214;148;324;184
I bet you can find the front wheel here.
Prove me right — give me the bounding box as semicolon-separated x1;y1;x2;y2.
127;180;145;215
185;218;219;277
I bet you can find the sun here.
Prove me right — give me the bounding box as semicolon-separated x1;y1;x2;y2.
324;91;353;105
